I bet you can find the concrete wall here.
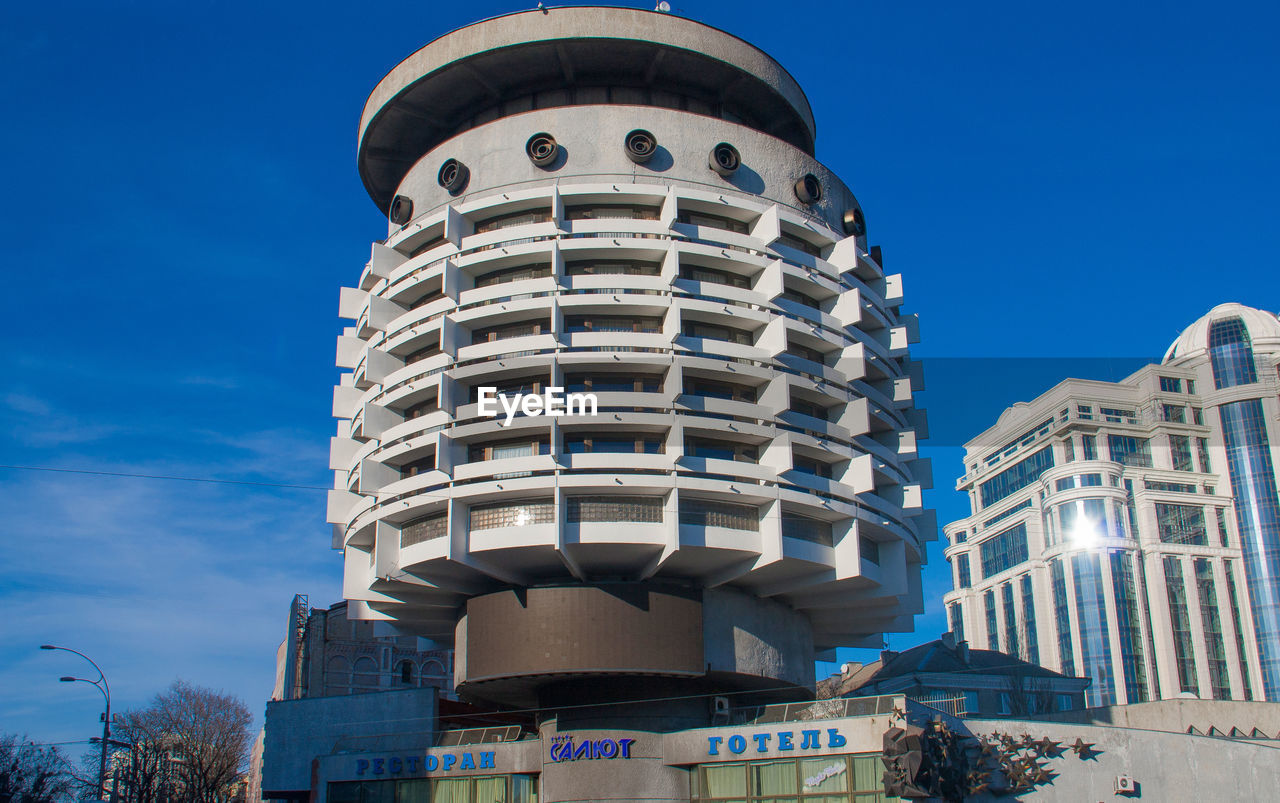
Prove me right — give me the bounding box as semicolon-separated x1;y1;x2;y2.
261;687;437;796
966;715;1280;801
1029;698;1280;736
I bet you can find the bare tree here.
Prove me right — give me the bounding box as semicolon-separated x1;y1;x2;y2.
151;681;251;803
0;734;75;803
998;666;1058;717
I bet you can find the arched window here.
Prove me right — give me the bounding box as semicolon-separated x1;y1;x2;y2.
352;656;380;693
1209;318;1258;389
421;659;447;687
398;660;416;685
324;656;350;696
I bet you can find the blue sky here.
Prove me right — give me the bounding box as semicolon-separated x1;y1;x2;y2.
2;0;1278;753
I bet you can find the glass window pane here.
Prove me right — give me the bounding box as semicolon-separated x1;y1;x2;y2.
432;778;471;803
472;776;507;803
751;760;797;795
702;764;747;797
800;757;848;792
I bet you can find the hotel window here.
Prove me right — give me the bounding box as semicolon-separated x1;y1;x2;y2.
1197;437;1212;472
565;314;663;334
1002;583;1020;659
686;437;758;463
564;433;661;454
688;379;757;403
785;340;826;364
1215;507;1230;546
1161;403;1186;424
1077;404;1093;421
949;602;965;643
677;210;749;234
1081;434;1097;461
1101;407;1136;423
400;455;436;479
1208;317;1258;389
1159;376;1183;393
473;207;552;233
1188;379;1197;394
793;456;833;479
408;234;446;257
1224;560;1255;700
1155;503;1208;545
776;231;822;256
469;499;555;531
1192;407;1204;425
956;554;971;589
566;496;663;523
474;262;551;287
1062;438;1075;462
1110;551;1149;703
565;259;661;276
1108;435;1152;468
471;318;549;343
1170;434;1194;471
409;287;445;309
979;448;1054;507
679;499;759;531
1050;559;1075;675
684;321;753;345
680;264;750;288
405;341;442;364
1072;552;1116;706
565;373;661;393
401;512;446;547
781;513;834;546
467;437;549;463
1020;573;1040;665
781;286;821;309
984;590;999;651
979;523;1029;579
404;397;439;419
1194;558;1232;700
565;203;660;220
690;755;893;802
1163;556;1200;694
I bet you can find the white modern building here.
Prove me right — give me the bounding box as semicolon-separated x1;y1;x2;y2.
326;5;933;720
943;303;1280;707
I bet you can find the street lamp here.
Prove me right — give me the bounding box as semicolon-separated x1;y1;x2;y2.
41;645;111;802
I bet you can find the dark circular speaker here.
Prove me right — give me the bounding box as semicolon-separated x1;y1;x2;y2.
709;142;741;176
842;207;866;237
437;158;469;195
794;173;822;204
526;133;559;167
389;195;413;226
624;129;658;164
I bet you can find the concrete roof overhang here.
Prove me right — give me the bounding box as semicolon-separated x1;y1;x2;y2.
357;6;818;213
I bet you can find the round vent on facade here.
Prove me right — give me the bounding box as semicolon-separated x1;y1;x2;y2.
389;195;414;226
526;133;559;167
437;159;470;195
794;173;822;205
842;207;866;237
708;142;741;176
624;129;658;163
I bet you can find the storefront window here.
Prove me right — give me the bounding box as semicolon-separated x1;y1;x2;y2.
692;755;896;802
328;775;535;803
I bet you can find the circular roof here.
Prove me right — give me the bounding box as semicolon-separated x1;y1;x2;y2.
1162;302;1280;363
357;6;817;213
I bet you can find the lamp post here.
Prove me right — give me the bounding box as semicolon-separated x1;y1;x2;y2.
40;645;111;802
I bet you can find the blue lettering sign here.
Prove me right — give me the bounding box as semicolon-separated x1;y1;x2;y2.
548;735;638;762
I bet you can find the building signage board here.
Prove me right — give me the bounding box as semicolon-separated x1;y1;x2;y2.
548;734;636;762
707;728;847;756
354;751;496;776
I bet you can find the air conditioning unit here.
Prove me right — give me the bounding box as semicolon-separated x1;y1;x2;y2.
1114;775;1136;794
711;696;731;719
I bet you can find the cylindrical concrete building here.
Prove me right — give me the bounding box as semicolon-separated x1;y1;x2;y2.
329;6;932;720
